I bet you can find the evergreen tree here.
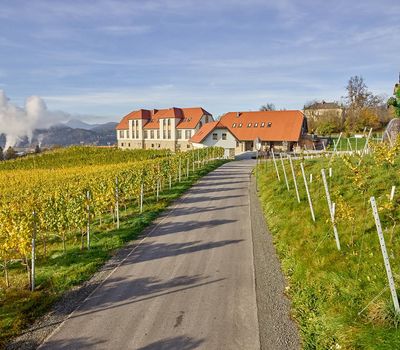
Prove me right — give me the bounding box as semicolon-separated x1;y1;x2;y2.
0;147;4;161
35;144;41;154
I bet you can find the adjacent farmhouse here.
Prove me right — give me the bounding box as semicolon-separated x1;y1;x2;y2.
190;110;308;156
116;107;213;151
303;100;344;121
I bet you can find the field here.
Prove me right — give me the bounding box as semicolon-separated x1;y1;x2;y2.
0;146;225;347
257;141;400;349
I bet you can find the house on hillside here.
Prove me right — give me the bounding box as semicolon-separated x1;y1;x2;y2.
190;110;308;156
303;100;344;121
116;107;213;151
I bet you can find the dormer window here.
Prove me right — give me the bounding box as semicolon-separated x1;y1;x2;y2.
267;122;272;127
254;123;258;127
232;123;236;128
261;122;265;127
238;123;242;128
247;123;252;128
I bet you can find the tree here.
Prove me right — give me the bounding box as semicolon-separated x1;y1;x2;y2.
35;145;41;154
259;103;276;111
387;84;400;118
344;76;385;132
4;146;17;160
0;147;3;161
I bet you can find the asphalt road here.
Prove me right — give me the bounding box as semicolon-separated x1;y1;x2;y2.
39;160;261;350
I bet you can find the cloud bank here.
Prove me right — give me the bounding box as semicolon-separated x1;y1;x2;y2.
0;90;69;149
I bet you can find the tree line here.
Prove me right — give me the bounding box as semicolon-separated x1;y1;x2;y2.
306;76;394;135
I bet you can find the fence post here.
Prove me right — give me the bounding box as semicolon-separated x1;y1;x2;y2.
179;158;182;182
115;176;120;229
140;183;144;213
31;210;37;291
86;190;90;250
390;186;396;202
271;150;281;181
279;153;290;190
321;169;341;250
289;156;300;203
370;196;400;313
300;162;315;222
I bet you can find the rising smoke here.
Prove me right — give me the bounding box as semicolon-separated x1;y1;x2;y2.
0;90;69;149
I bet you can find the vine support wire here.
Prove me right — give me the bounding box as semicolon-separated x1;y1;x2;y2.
289;156;300;203
271;150;281;181
321;169;341;250
115;176;120;229
279;153;290;191
370;196;400;313
300;162;315;222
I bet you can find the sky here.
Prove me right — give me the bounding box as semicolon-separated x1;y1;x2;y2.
0;0;399;123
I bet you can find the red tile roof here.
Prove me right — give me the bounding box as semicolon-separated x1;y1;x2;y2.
116;109;152;130
176;108;211;129
116;107;211;130
190;121;226;143
191;110;305;142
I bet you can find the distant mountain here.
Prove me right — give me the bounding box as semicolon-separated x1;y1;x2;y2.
62;119;97;130
0;122;118;148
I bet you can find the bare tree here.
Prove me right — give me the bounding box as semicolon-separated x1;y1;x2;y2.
259;103;276;111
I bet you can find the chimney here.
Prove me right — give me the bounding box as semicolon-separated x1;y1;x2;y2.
236;112;241;118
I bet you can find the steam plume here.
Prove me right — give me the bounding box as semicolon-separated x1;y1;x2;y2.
0;90;68;149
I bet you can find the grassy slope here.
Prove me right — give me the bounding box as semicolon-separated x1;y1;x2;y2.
0;159;227;347
258;154;400;350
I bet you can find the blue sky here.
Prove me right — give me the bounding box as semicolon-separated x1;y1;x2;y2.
0;0;399;123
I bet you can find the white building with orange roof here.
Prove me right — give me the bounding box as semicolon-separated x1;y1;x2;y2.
116;107;213;151
190;110;308;156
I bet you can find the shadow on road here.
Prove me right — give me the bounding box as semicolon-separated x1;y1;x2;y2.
71;274;226;319
137;336;205;350
124;239;244;264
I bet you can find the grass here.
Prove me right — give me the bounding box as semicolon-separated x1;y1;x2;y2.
257;153;400;349
0;159;227;348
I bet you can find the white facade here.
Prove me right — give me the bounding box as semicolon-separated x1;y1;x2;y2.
192;128;237;158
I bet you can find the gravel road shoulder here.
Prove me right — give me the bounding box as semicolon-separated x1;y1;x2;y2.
249;175;301;350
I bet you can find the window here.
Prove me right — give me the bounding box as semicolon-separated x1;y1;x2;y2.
232;123;236;128
247;123;252;128
254;123;258;127
177;130;182;139
136;130;139;138
185;130;191;139
187;144;190;148
119;130;124;138
212;133;218;140
151;143;154;148
150;130;154;139
168;130;171;139
158;144;161;148
199;121;203;128
261;122;265;127
128;143;131;147
156;130;159;139
121;142;124;147
236;141;240;147
163;130;166;139
267;122;272;127
238;123;242;128
222;133;227;140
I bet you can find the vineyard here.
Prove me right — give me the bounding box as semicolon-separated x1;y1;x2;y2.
0;146;225;346
258;139;400;349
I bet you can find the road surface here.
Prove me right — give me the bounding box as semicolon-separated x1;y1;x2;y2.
39;160;260;350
